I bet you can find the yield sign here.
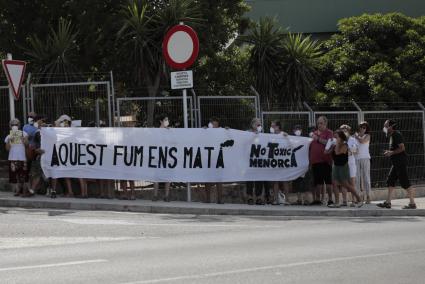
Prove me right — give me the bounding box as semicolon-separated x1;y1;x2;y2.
2;60;26;100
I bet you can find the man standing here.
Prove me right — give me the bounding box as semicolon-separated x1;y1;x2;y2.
378;120;416;209
309;116;334;205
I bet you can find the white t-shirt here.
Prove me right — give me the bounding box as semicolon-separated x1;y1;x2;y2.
4;131;28;161
356;135;371;160
347;136;358;165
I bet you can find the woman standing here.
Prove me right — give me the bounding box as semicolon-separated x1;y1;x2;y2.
152;114;171;202
4;119;30;197
270;120;290;205
326;130;363;208
354;121;372;204
340;124;358;206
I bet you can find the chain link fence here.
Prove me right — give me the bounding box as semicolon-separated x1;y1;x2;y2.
197;96;259;130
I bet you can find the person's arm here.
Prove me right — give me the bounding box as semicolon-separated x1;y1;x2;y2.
355;134;370;144
324;144;335;155
385;143;405;157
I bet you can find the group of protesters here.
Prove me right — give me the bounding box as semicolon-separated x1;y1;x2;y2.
3;112;417;209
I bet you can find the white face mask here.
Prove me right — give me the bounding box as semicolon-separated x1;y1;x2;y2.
59;122;65;127
28;117;34;125
295;130;302;136
163;120;169;127
33;122;39;128
269;127;275;134
208;122;213;128
309;132;314;138
383;127;388;134
11;126;18;131
256;126;262;133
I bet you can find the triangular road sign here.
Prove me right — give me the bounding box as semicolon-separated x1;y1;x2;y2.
2;60;26;100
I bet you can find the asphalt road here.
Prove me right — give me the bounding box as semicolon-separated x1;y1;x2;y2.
0;207;424;284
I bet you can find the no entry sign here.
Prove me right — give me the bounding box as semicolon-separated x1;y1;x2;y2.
163;24;199;70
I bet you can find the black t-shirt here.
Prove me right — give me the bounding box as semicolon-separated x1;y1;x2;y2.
389;131;407;161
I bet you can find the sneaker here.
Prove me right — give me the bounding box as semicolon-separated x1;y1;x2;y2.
377;201;391;209
341;202;348;207
28;189;35;195
349;202;356;207
327;200;334;206
402;203;417;209
356;202;364;208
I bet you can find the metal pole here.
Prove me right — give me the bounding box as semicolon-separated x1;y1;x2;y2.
183;88;191;202
303;101;314;125
352;100;363;122
6;53;15;121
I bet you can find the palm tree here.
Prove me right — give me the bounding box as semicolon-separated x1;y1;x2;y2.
25;18;80;83
281;33;322;110
116;0;202;125
242;17;285;110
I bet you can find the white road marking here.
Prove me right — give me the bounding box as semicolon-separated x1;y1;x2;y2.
0;259;107;272
121;249;425;284
0;237;158;250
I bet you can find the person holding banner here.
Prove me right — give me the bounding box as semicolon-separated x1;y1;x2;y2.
152;114;171;202
354;121;371;204
270;120;290;205
246;118;270;205
4;119;30;197
203;117;224;204
310;116;334;206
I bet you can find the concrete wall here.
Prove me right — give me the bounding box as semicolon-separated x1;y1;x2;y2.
246;0;425;33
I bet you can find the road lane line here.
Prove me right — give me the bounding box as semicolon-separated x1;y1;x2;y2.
0;259;108;272
122;248;425;284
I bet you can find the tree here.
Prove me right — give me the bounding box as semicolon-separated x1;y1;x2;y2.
242;17;285;110
319;13;425;104
280;33;322;109
24;18;81;83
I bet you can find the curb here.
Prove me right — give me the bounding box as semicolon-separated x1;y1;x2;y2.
1;197;425;217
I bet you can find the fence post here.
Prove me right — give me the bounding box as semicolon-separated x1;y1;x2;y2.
110;71;116;127
303;102;314;126
249;86;262;121
352;100;363;123
418;102;425;178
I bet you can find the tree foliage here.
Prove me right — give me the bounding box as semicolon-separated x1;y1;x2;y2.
319;13;425;103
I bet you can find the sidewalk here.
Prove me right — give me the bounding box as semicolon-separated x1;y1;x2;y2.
0;192;424;217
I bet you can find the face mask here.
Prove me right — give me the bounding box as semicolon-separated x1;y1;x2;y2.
383;127;388;134
269;127;275;134
59;122;65;127
34;122;39;128
208;122;213;128
11;126;18;131
344;131;349;137
295;130;302;136
309;132;314;138
28;117;34;125
256;126;262;133
163;120;169;127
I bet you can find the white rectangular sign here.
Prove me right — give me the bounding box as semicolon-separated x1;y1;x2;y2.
41;128;311;182
171;70;193;89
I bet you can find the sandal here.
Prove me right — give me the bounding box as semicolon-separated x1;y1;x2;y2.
403;203;417;209
377;201;391;209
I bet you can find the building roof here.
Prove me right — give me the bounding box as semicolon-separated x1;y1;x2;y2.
246;0;425;33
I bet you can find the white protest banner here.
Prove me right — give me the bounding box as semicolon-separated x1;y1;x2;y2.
41;128;311;182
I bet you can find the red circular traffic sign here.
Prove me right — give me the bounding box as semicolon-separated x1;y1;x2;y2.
163;24;199;70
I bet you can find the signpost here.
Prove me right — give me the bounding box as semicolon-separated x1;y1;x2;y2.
2;54;26;121
163;23;199;202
